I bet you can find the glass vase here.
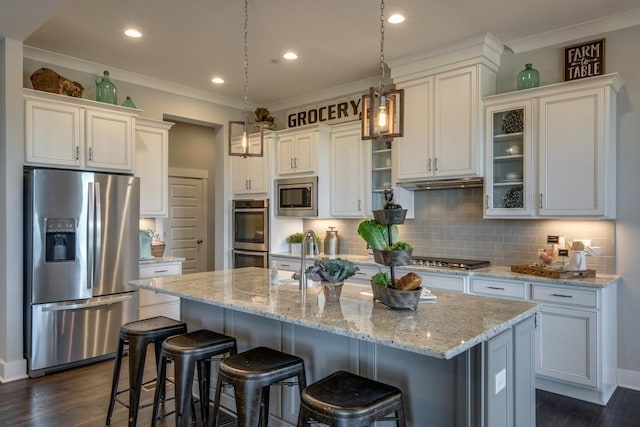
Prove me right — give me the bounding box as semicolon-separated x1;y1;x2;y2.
95;70;118;104
517;64;539;90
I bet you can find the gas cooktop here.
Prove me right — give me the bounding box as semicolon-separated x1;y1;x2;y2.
410;256;490;270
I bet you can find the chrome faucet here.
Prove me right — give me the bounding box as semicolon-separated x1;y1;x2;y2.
299;229;319;289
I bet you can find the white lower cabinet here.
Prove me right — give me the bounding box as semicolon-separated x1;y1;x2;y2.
138;261;182;321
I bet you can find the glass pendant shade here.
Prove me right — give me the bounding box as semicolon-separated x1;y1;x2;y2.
228;120;264;157
362;87;404;140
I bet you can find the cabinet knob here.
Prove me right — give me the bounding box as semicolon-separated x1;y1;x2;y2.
197;239;203;244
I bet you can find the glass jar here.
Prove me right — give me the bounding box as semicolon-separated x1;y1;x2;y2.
95;70;118;104
517;64;540;90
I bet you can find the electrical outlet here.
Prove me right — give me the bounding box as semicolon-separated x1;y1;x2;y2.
495;369;506;394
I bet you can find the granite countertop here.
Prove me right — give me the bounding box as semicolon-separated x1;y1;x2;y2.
139;256;185;265
129;267;539;360
271;252;619;288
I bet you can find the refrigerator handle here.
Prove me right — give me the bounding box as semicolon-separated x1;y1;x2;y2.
87;182;95;290
41;294;134;312
94;182;103;286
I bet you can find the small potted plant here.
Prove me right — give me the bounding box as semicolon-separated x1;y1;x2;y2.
288;232;305;253
305;258;359;302
357;220;412;266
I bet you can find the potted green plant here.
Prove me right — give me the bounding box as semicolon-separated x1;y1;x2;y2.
305;258;359;301
287;232;305;253
357;220;413;266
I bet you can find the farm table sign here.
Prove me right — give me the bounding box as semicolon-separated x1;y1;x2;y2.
563;38;605;81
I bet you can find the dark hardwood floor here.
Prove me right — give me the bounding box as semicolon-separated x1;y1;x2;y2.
1;353;639;426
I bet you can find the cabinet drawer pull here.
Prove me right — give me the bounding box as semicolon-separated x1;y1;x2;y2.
487;286;505;290
154;269;169;273
355;272;367;276
280;263;292;268
551;293;573;298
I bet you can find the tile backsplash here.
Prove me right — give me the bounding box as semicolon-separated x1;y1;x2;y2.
304;188;615;274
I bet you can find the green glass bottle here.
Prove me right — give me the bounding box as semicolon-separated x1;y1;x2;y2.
517;64;539;90
95;70;117;104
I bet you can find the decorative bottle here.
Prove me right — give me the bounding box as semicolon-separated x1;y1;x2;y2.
95;70;118;104
517;64;540;90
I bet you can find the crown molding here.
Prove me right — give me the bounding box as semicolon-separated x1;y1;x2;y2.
23;46;248;110
506;8;640;53
388;32;504;83
266;75;380;112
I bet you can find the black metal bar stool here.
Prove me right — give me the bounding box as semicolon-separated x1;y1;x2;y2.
296;370;406;427
106;316;187;426
211;346;307;427
152;329;237;427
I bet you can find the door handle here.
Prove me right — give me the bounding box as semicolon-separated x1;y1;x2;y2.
428;158;432;172
197;239;203;244
42;294;134;312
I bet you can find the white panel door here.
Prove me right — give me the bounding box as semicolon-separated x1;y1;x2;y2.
85;109;134;171
538;88;605;216
396;78;433;181
434;66;478;177
164;177;206;273
330;124;364;217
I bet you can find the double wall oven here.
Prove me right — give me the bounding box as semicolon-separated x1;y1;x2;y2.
232;199;269;268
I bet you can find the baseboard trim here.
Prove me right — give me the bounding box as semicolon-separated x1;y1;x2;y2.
618;369;640;391
0;357;28;383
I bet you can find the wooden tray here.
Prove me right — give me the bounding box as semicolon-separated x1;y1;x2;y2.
510;264;596;279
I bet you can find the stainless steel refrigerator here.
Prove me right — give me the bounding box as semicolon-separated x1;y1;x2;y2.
24;168;140;377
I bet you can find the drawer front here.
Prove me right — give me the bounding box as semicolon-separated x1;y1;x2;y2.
532;284;597;308
471;278;526;300
351;265;381;284
271;256;311;272
139;262;181;278
138;288;180;307
139;301;180;321
397;270;466;292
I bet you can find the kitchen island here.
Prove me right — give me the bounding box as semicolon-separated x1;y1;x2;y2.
129;267;540;427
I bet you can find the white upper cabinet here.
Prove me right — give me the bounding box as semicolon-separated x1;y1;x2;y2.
396;64;493;183
135;118;174;217
275;124;329;176
389;34;503;185
483;73;622;219
231;132;274;197
24;89;139;173
538;86;614;217
330;122;365;217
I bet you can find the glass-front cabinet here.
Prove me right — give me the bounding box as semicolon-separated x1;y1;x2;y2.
370;138;393;210
484;100;533;217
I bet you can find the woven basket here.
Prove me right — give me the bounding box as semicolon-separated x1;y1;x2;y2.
30;68;85;98
151;243;166;258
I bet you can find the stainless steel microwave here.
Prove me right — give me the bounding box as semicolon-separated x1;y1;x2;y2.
275;176;318;217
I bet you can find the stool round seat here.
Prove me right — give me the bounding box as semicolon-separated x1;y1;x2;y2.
297;370;406;427
106;316;187;426
212;346;306;427
152;329;237;427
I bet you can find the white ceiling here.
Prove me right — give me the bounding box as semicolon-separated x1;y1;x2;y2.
3;0;640;108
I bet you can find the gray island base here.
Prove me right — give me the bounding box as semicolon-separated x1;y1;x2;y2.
129;267;540;427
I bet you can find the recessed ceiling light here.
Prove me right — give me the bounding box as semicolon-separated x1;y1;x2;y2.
283;51;298;60
387;14;405;24
124;28;142;38
211;77;225;84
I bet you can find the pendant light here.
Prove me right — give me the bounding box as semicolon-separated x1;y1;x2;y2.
362;0;404;141
229;0;264;157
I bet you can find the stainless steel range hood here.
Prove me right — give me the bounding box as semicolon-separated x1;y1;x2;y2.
397;177;484;190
